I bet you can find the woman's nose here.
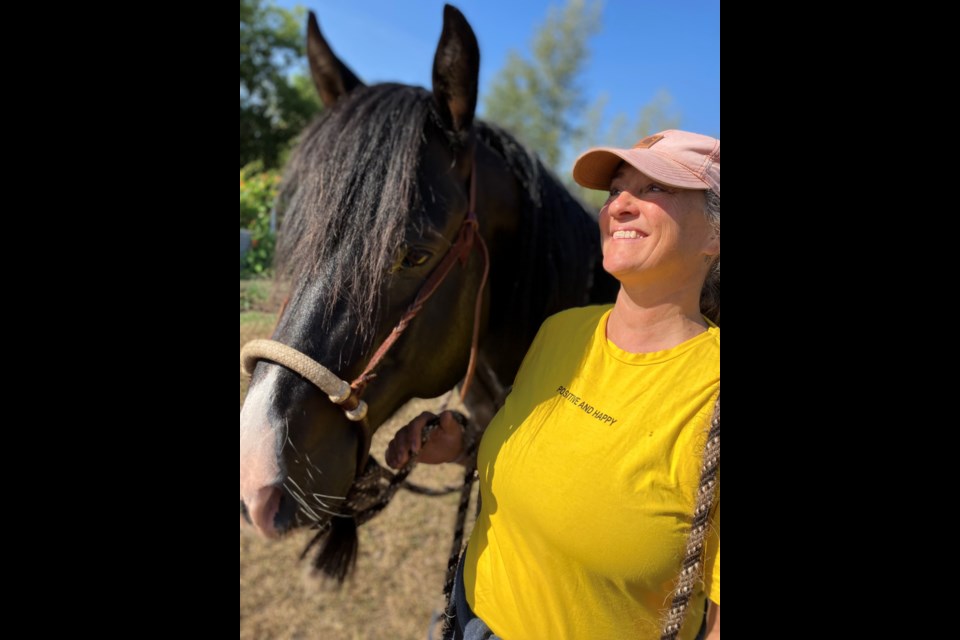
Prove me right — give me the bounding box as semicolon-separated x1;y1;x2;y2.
607;191;634;218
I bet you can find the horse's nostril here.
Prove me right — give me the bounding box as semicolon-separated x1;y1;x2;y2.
240;500;252;525
243;486;283;538
274;490;297;533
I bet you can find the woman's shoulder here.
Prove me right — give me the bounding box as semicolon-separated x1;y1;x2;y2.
540;304;613;334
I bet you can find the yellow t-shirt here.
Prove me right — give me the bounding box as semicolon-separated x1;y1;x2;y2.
464;305;720;640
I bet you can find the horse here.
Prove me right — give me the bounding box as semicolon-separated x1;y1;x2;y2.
239;4;618;579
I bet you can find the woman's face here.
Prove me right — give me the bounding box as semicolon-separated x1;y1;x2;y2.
599;164;718;286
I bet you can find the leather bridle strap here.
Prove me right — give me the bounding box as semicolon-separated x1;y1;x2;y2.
351;163;488;400
461;159;490;400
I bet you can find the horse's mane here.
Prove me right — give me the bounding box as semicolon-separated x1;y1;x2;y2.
275;83;599;346
276;84;432;340
474;119;601;347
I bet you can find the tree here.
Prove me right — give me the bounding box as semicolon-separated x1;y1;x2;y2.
631;90;681;142
240;0;321;169
482;0;680;208
483;0;601;172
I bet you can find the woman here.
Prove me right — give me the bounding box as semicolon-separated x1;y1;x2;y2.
387;129;720;640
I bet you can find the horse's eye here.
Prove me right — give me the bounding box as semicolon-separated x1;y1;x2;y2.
401;248;432;269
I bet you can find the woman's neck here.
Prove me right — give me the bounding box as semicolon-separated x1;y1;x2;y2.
606;285;708;354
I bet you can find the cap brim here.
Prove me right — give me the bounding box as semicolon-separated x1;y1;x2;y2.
573;147;711;192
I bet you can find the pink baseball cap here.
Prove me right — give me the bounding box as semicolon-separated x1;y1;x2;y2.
573;129;720;195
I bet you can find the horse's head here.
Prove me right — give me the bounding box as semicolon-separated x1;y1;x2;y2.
240;7;488;542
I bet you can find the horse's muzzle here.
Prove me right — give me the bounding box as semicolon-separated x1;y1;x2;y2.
240;486;297;539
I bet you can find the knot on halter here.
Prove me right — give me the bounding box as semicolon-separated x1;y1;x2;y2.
350;372;378;396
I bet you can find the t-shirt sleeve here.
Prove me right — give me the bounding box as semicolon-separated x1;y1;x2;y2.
704;499;720;605
509;314;555;387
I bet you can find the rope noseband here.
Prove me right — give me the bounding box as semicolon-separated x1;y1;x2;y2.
240;340;368;421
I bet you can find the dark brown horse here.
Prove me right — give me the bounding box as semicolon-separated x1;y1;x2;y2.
240;4;616;575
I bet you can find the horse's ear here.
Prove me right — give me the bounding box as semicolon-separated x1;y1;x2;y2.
432;5;479;132
307;11;365;108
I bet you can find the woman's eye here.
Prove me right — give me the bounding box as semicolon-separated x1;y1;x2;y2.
401;248;432;269
607;187;621;200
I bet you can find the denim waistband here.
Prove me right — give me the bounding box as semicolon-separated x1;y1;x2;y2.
452;552;498;640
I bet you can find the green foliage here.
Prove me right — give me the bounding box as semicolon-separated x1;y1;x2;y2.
482;0;682;211
240;163;281;277
243;216;277;278
240;0;322;169
483;0;601;171
631;90;682;142
240;162;279;226
240;279;272;312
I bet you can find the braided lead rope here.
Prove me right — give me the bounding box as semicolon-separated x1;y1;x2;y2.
339;413;476;526
439;423;480;640
660;393;720;640
333;407;480;640
400;481;461;497
299;414;462;561
297;409;480;595
344;426;445;526
432;393;482;600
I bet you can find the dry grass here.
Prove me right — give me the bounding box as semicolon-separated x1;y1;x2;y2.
240;304;478;640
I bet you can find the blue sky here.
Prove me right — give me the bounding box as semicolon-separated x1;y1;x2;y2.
274;0;719;139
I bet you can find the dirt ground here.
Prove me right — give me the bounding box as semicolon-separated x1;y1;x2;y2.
241;306;478;640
